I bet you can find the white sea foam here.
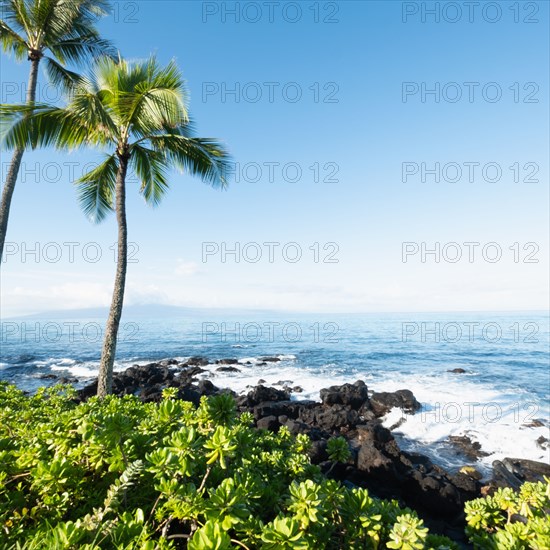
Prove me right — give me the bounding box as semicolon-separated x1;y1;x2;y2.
51;363;96;378
49;358;130;378
200;357;354;402
376;373;549;476
33;357;76;368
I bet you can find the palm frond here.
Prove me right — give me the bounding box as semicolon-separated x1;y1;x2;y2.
118;59;188;132
69;89;119;144
76;153;118;222
48;33;116;65
82;0;112;18
40;0;112;50
130;145;170;206
0;102;58;148
29;0;57;48
43;56;81;95
2;0;32;40
147;130;231;189
128;87;189;136
0;18;27;59
0;103;95;150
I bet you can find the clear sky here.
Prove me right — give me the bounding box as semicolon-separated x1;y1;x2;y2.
1;0;548;317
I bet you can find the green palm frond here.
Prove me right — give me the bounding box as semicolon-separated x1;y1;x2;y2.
131;145;169;206
76;153;118;222
30;0;58;46
0;102;60;148
48;33;116;65
0;18;27;59
148;131;231;189
1;0;32;39
43;56;80;94
116;58;189;133
68;88;119;144
79;0;112;18
128;87;189;136
0;102;102;150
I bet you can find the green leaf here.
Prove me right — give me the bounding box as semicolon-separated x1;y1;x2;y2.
75;154;118;223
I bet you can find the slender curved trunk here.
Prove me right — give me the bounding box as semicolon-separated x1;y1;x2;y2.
97;154;129;397
0;56;41;264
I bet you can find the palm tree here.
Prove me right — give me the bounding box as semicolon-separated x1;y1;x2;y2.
1;56;231;396
0;0;114;262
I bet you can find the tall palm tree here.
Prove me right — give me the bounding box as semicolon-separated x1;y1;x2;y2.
0;0;114;262
1;56;231;396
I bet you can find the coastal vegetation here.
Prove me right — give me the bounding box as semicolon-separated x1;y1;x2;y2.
1;382;548;549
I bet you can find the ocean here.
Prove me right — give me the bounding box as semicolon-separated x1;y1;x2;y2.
1;310;549;477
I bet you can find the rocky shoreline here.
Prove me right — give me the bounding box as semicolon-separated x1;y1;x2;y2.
74;357;550;545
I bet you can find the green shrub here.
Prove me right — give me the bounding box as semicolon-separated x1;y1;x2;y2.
465;480;550;549
0;382;545;549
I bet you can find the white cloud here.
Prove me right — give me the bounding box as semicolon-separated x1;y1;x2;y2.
174;259;200;276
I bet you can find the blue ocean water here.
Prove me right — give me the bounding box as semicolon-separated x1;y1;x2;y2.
1;311;549;473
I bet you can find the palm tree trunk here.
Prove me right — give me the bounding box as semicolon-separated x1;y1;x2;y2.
97;155;129;397
0;55;41;264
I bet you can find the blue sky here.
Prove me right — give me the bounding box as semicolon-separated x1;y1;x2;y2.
1;0;548;316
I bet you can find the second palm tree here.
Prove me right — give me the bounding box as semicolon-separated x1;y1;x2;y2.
1;56;230;396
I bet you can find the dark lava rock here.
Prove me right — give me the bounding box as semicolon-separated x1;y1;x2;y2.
370;389;421;416
243;385;290;406
38;373;58;380
523;419;545;428
253;400;310;421
274;380;293;387
58;376;78;384
216;358;238;365
536;435;548;449
309;439;328;464
198;379;217;395
176;386;202;406
159;359;179;367
388;417;407;431
78;380;98;399
458;466;483;481
259;356;281;362
449;472;480;494
183;356;209;366
283;419;311;435
178;366;205;387
256;415;279;431
357;443;393;473
301;405;361;432
492;458;550;489
448;435;489;461
355;423;394;445
77;362;221;404
448;368;466;374
320;380;369;409
216;366;241;373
